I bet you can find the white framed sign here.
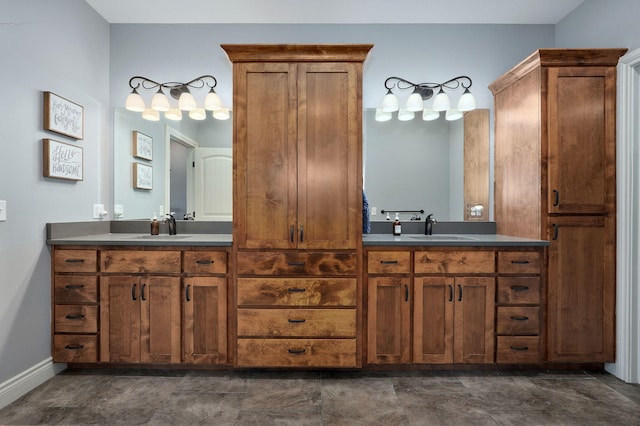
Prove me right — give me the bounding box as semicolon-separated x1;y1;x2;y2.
43;92;84;140
133;162;153;190
133;131;153;160
43;139;83;181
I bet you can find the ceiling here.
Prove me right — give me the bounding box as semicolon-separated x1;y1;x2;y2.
85;0;585;24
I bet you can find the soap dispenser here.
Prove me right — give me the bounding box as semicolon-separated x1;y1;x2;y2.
393;213;402;236
150;212;159;235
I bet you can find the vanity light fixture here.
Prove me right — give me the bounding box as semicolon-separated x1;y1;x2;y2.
125;75;227;121
376;75;476;122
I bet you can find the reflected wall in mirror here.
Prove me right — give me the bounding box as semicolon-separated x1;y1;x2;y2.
363;108;489;222
114;108;232;221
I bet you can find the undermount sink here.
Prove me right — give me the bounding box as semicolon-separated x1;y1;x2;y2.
407;234;477;241
126;235;190;240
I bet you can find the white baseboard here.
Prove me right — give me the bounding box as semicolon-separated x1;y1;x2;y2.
0;358;66;409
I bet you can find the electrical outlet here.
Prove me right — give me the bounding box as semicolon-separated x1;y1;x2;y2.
114;204;124;218
371;206;377;216
93;203;105;219
0;200;6;221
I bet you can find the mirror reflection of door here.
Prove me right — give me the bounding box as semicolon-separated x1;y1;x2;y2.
169;138;193;219
194;148;232;221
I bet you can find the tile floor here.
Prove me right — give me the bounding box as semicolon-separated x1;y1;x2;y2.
0;368;638;425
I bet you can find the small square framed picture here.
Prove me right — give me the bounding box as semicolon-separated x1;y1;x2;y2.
133;162;152;190
132;131;153;161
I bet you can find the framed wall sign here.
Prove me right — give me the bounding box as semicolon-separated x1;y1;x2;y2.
132;131;153;160
43;92;84;140
133;162;153;190
43;139;83;181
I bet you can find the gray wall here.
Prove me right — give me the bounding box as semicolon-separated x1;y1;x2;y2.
0;0;109;385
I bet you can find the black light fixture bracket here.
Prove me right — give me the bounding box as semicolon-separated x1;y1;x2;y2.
128;75;218;99
384;75;473;100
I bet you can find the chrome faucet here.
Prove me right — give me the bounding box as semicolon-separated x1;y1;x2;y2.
425;214;437;235
166;213;177;235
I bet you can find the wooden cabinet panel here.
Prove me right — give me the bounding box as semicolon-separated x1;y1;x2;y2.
238;309;355;338
183;277;227;364
237;338;357;367
183;251;227;274
453;277;495;364
413;277;454;364
367;276;411;364
236;251;356;275
53;335;98;363
100;276;141;363
237;278;356;307
54;275;97;304
496;307;540;335
140;276;181;363
415;250;495;274
497;251;542;274
367;251;411;274
54;249;97;272
54;305;98;333
496;336;540;364
101;250;181;274
497;277;540;305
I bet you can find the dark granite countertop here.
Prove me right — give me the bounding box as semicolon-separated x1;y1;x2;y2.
363;233;548;247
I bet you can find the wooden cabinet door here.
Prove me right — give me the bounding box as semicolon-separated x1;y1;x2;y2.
414;277;454;364
367;276;410;364
454;277;495;363
297;63;360;249
547;67;617;215
234;62;297;249
183;277;227;364
100;276;141;363
546;216;615;362
140;276;181;363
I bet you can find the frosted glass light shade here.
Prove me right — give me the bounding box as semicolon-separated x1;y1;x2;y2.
125;90;145;112
397;108;415;121
178;91;197;111
445;108;463;121
381;91;399;112
405;92;424;112
142;108;160;121
375;108;392;122
165;108;182;121
151;89;170;112
189;108;207;120
422;108;440;121
204;90;223;111
213;108;230;120
432;88;450;112
457;90;476;112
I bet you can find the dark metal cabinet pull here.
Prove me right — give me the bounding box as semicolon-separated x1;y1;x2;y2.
511;285;530;292
64;284;85;289
380;260;399;264
141;284;146;301
287;287;306;293
404;284;409;302
185;284;191;302
552;224;559;240
65;314;85;320
65;344;84;350
132;283;137;301
511;316;529;321
288;262;305;266
288;348;306;355
448;285;453;302
510;346;529;351
458;285;463;302
65;259;85;263
288;319;306;323
299;225;304;243
552;189;559;206
290;225;294;243
196;259;213;265
511;260;530;265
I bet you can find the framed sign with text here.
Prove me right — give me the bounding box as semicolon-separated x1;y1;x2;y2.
132;131;153;160
43;139;83;181
133;162;153;190
43;91;84;140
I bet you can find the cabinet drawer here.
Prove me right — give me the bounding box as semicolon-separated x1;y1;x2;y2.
237;278;356;307
497;277;540;304
237;251;356;276
238;309;356;337
54;250;97;272
237;338;357;367
100;250;181;273
498;251;542;274
496;307;539;335
52;335;98;363
54;275;97;304
54;305;98;333
414;250;495;274
367;251;411;274
183;250;227;274
496;336;540;364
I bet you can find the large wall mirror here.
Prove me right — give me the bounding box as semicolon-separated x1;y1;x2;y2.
113;108;489;222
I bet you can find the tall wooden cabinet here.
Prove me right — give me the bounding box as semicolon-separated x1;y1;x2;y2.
489;48;626;363
223;44;372;367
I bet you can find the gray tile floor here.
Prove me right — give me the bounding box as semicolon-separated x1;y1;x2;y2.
0;368;638;425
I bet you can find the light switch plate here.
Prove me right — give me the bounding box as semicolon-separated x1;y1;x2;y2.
93;203;105;219
0;200;6;221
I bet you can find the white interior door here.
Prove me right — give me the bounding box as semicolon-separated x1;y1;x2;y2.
194;147;232;221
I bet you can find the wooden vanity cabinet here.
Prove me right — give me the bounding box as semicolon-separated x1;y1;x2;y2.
224;45;372;367
490;49;626;363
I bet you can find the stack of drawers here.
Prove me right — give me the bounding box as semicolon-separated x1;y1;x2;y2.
495;251;543;363
52;249;99;362
236;251;358;367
